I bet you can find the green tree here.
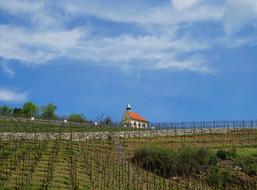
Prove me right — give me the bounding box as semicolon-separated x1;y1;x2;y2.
0;105;13;116
13;108;23;117
22;101;39;117
68;114;87;123
41;103;57;120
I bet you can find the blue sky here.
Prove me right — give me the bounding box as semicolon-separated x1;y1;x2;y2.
0;0;257;122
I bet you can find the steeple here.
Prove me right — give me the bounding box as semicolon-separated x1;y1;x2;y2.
126;103;131;112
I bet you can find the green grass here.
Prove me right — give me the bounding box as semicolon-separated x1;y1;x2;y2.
0;120;256;189
237;147;257;158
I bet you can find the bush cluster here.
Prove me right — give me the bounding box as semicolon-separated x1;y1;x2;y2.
207;166;232;189
216;147;237;160
132;146;217;177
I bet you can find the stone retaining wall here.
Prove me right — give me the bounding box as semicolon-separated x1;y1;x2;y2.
0;127;250;141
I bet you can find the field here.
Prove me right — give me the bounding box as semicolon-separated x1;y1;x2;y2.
0;119;256;189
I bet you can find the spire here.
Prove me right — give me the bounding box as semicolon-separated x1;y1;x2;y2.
126;103;131;112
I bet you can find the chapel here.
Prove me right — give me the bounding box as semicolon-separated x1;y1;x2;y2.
121;103;148;128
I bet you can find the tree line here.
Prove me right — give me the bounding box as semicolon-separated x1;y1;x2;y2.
0;102;58;120
0;102;113;124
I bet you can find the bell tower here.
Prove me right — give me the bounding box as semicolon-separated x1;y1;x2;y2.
126;103;131;112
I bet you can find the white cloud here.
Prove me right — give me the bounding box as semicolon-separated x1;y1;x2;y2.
222;0;257;33
0;0;257;75
0;88;27;102
59;0;223;25
172;0;201;11
153;55;214;73
57;0;257;34
0;22;214;73
0;0;43;14
0;59;14;78
0;25;84;64
1;64;15;78
69;34;213;72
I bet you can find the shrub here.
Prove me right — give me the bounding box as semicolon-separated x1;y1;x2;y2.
207;166;232;188
207;166;221;187
216;149;227;160
0;105;13;116
216;148;237;160
248;163;257;176
209;154;218;166
228;147;237;159
176;147;216;176
239;158;257;176
132;146;217;177
68;114;87;123
133;146;176;177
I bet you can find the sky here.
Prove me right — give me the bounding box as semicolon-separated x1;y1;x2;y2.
0;0;257;122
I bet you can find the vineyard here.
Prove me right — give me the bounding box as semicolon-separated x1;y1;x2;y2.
0;119;256;189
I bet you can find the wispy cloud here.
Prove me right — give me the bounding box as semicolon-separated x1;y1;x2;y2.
1;64;15;78
0;0;257;75
0;88;27;102
71;34;213;72
0;23;213;73
60;0;223;25
0;25;84;64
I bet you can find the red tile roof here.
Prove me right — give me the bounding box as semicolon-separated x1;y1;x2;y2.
127;112;147;122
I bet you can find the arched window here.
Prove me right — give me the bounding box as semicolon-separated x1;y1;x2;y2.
143;124;145;128
134;122;137;127
138;123;141;128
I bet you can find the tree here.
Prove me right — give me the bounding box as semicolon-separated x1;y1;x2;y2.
103;115;113;125
22;101;39;117
96;113;113;126
13;108;23;117
68;114;87;123
0;105;13;116
41;103;57;120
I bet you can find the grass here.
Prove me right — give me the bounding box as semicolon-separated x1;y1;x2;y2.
0;119;151;133
237;147;257;158
0;121;256;189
